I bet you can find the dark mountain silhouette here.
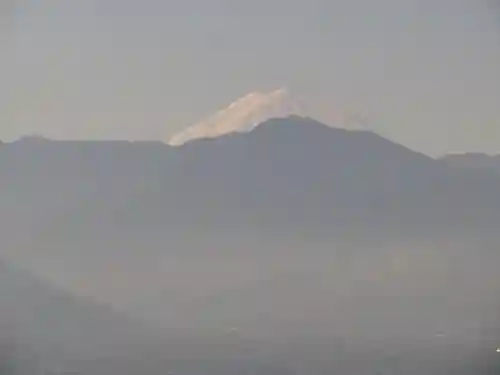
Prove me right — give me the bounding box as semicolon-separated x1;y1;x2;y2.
1;116;500;247
0;116;499;374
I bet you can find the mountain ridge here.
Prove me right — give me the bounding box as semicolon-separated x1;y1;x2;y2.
1;115;499;374
441;152;500;174
2;115;499;244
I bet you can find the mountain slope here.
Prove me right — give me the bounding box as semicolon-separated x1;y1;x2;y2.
175;117;500;238
0;259;177;374
441;153;500;174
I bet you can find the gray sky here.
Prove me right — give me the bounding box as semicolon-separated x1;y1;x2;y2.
2;0;500;155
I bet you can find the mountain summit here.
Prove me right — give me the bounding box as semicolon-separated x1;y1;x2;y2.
168;88;304;146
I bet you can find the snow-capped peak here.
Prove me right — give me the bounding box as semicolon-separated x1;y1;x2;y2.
168;88;304;146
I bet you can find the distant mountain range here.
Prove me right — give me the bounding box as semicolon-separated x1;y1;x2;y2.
2;115;500;245
1;115;499;374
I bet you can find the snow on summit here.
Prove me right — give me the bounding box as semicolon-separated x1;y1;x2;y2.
168;88;303;146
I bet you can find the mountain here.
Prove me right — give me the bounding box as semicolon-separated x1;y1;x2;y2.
0;259;182;374
441;153;500;174
2;116;500;312
168;88;303;146
1;116;499;373
2;115;500;246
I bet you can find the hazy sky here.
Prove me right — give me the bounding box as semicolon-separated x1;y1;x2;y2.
2;0;500;155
